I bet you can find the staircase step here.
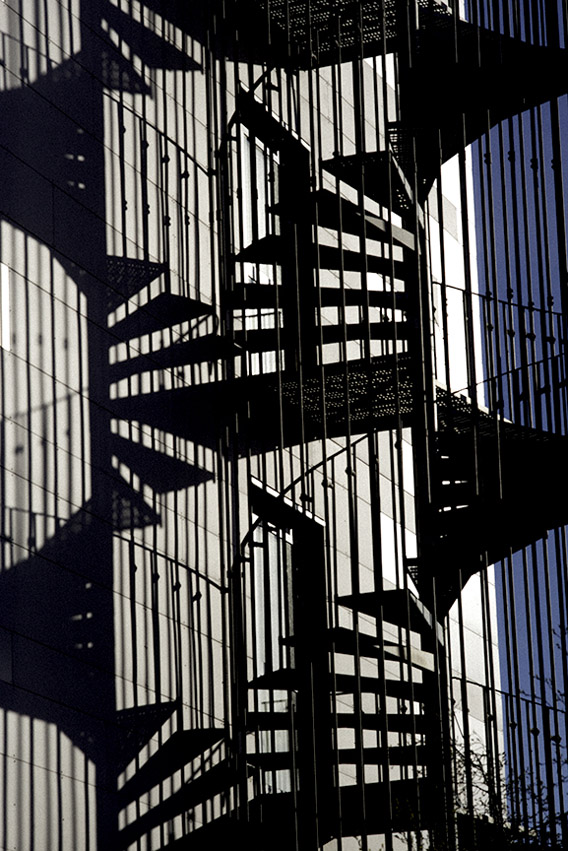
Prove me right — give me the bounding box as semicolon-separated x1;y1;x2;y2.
248;667;423;698
336;712;427;734
235;320;409;351
383;643;436;673
310;188;416;250
321;152;415;218
319;286;408;311
322;320;410;344
246;743;429;769
333;674;425;703
233;234;284;265
247;668;297;690
110;292;213;340
337;589;442;642
327;626;382;657
110;352;415;452
338;744;429;765
247;353;415;445
246;711;427;734
317;244;410;278
227;283;407;311
327;627;434;671
235;88;310;158
235;236;410;279
248;667;426;701
384;677;426;701
405;21;568;193
247;0;399;67
386;712;427;734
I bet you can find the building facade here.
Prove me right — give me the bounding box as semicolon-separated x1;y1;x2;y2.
0;1;567;849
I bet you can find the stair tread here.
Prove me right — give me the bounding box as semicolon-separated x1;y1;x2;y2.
110;353;416;451
235;235;410;278
246;710;427;732
339;744;429;765
245;744;429;768
337;588;443;642
310;188;416;250
248;668;425;700
321;151;415;216
227;283;407;311
234;321;410;351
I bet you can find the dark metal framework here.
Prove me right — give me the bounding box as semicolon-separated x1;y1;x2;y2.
1;1;568;849
203;0;568;848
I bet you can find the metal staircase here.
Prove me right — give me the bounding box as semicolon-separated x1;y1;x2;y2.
222;488;443;849
97;2;568;847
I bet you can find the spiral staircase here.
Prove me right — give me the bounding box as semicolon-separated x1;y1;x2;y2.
101;0;568;847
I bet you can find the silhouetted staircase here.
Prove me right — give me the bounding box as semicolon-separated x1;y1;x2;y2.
104;3;568;845
238;578;439;846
